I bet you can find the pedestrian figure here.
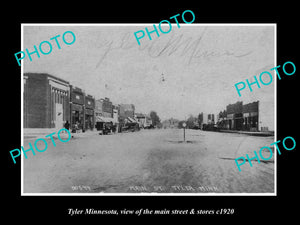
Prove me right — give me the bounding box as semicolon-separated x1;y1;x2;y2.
64;120;70;131
75;121;79;133
112;124;116;133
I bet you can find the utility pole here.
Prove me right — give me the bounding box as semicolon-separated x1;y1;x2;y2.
182;122;186;142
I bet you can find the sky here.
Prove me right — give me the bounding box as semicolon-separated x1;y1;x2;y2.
23;24;275;122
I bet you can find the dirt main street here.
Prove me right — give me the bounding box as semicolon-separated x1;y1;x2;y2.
23;128;275;194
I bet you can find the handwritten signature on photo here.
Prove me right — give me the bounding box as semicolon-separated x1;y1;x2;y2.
94;28;252;68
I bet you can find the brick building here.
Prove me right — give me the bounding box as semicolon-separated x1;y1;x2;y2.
226;101;243;130
23;73;70;129
119;104;135;119
84;94;95;131
198;112;215;129
242;101;259;131
119;104;136;130
95;98;114;131
219;101;261;131
70;85;85;131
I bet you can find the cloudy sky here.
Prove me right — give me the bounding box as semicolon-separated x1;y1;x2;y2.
23;24;275;121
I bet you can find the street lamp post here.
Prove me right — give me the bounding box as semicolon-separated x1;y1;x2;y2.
182;122;186;142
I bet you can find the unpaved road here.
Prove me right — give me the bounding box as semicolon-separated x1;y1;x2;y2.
23;129;275;194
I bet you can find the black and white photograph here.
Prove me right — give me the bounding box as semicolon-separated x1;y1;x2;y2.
21;24;276;195
4;3;299;221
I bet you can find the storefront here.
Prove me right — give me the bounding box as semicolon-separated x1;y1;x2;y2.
85;95;95;131
243;112;258;131
226;113;234;130
95;116;115;134
70;86;85;132
222;101;260;131
71;104;84;131
85;112;94;130
226;101;243;130
234;113;244;130
242;101;259;131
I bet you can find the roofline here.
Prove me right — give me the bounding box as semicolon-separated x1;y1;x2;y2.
24;72;69;84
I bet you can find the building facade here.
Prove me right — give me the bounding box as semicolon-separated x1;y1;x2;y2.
70;85;85;131
218;101;263;131
135;113;153;128
95;99;103;118
95;98;115;131
226;101;243;130
242;101;259;131
119;104;136;130
112;104;119;132
23;73;70;129
102;97;113;118
119;104;135;119
135;113;146;128
199;112;215;129
23;74;29;128
162;118;179;129
95;98;113;118
84;94;95;131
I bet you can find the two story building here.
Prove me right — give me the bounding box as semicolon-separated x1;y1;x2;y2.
23;73;70;130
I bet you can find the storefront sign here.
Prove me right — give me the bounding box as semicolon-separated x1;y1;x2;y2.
250;112;258;116
227;114;234;119
243;113;250;117
72;104;83;112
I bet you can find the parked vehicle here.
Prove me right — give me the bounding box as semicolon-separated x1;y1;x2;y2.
121;122;140;132
202;124;219;131
96;122;113;135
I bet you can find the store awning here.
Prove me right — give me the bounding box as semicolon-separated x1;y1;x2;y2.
127;117;137;123
96;116;114;123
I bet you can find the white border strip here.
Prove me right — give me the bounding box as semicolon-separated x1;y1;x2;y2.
21;23;277;196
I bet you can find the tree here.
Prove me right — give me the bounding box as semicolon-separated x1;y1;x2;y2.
198;113;203;125
178;120;185;129
186;115;195;129
149;111;161;127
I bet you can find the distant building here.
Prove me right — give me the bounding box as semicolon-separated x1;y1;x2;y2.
119;104;135;119
118;104;136;131
95;98;115;132
146;116;152;128
242;101;259;131
226;101;243;130
218;100;272;132
84;94;95;131
102;97;113;118
135;113;146;128
95;99;102;117
112;104;119;132
95;97;113;118
199;113;215;129
162;118;179;129
135;113;153;128
69;86;95;132
70;85;85;131
23;73;70;129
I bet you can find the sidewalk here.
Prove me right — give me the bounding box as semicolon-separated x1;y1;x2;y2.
219;129;274;137
23;128;99;141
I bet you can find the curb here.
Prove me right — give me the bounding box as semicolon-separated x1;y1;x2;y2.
219;130;274;137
